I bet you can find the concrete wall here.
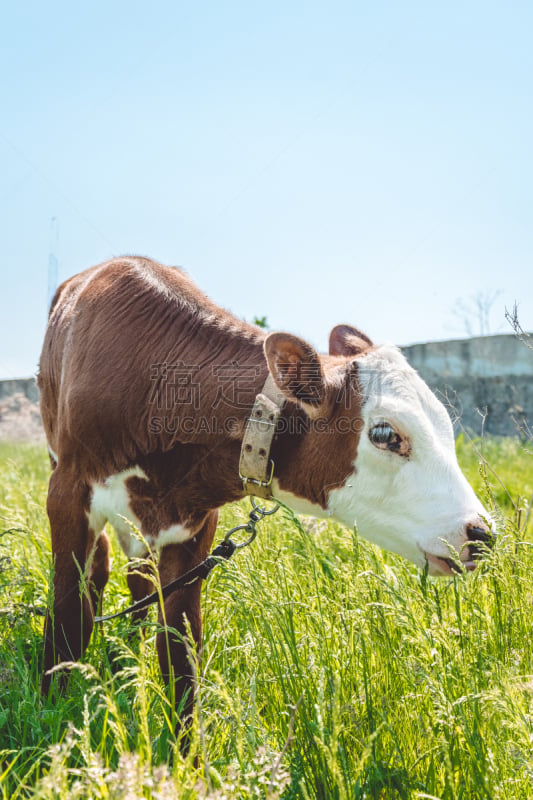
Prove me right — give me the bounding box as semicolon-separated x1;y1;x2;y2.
0;377;39;404
0;377;43;441
402;334;533;436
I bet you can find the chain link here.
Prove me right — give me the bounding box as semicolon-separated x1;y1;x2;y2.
224;497;280;549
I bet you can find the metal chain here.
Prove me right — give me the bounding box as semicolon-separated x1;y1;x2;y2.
222;497;280;550
94;498;279;624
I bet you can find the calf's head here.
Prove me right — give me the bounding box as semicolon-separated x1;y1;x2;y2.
265;324;494;576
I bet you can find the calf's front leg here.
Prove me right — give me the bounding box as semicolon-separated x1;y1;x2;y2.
156;510;218;727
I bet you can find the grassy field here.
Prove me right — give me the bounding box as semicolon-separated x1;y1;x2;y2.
0;436;532;799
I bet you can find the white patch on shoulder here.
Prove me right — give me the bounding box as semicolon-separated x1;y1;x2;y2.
87;466;191;559
48;445;58;463
88;467;148;559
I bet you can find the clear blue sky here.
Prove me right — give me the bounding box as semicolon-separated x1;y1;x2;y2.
1;1;532;379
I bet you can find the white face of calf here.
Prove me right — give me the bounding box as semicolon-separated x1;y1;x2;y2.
265;327;493;577
327;345;492;575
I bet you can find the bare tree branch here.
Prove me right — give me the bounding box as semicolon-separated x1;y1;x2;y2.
505;303;533;352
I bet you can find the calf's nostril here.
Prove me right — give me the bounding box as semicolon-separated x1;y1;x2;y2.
466;524;494;548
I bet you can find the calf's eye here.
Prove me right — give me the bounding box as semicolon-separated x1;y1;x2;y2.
369;422;396;445
368;422;408;456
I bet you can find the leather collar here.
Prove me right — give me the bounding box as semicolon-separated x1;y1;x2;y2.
239;374;285;499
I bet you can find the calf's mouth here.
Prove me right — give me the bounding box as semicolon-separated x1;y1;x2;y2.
423;526;495;576
424;552;476;575
431;554;477;575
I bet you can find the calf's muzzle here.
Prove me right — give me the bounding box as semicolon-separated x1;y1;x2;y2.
465;520;496;562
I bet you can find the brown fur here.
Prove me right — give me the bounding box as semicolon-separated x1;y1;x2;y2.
38;256;372;734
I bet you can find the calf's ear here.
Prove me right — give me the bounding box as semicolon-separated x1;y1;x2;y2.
264;333;325;414
329;324;373;357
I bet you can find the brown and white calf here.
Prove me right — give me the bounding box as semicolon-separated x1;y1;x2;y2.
38;256;493;721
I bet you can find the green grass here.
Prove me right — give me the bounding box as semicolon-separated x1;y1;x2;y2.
0;437;532;798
